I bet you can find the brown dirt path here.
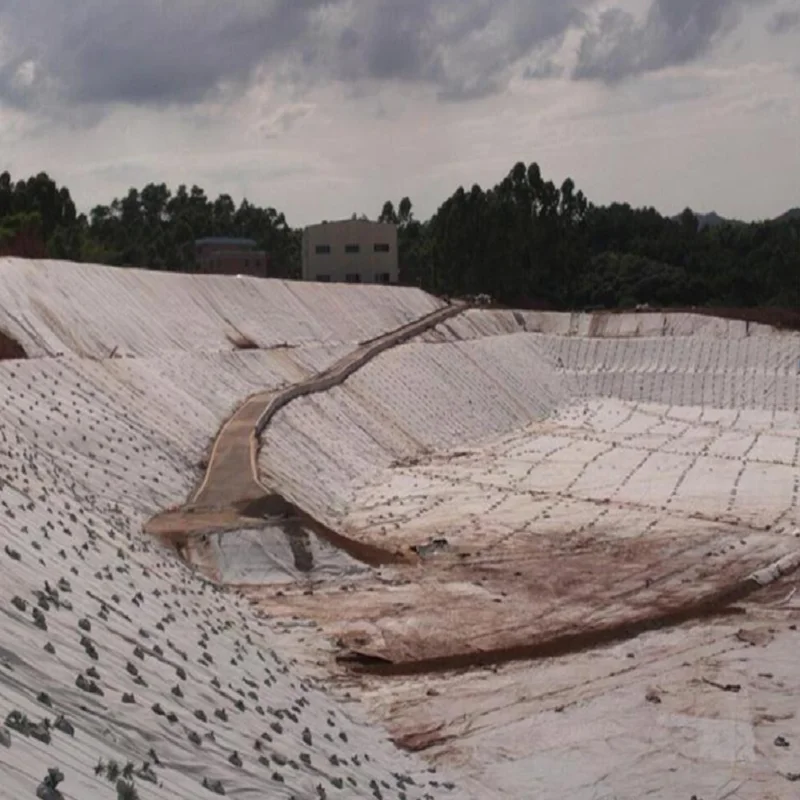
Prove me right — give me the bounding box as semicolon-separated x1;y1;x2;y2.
146;302;465;562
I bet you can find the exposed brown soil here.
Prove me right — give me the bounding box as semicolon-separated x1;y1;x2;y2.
145;303;464;569
338;586;754;677
0;328;26;359
145;508;269;545
143;295;800;696
149;501;413;568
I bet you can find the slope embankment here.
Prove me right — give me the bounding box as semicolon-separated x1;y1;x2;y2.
251;319;800;672
0;257;445;357
0;264;474;799
423;307;793;341
147;301;466;568
3;260;799;798
338;551;800;676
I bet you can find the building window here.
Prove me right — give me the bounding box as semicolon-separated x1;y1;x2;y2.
375;272;391;284
345;244;360;254
345;273;361;283
315;244;331;255
316;274;331;282
374;243;390;253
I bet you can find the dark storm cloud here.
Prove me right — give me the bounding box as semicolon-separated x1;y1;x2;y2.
0;0;591;112
574;0;759;83
333;0;447;88
0;0;327;107
767;9;800;34
350;0;587;101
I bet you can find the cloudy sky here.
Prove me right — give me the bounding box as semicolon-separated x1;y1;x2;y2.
1;0;798;224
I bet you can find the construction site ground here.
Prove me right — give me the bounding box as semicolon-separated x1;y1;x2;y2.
1;258;799;799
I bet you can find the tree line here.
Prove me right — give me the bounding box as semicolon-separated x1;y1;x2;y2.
1;165;797;309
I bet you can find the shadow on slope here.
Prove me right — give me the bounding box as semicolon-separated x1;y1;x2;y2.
0;327;26;359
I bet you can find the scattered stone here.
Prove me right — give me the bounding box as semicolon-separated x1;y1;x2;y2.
35;767;65;800
4;545;21;561
202;777;226;795
136;763;157;783
54;715;75;736
115;779;138;800
775;736;790;748
5;710;29;734
75;673;103;696
28;720;52;744
33;607;47;630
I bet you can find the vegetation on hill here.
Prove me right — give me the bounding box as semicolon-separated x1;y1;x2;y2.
1;165;797;310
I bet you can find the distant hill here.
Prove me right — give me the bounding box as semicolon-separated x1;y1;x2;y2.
671;210;739;230
694;211;730;230
774;208;800;223
673;209;799;229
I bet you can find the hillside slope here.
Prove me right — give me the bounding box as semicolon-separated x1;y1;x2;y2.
250;317;800;797
0;258;443;358
0;260;468;800
3;259;800;799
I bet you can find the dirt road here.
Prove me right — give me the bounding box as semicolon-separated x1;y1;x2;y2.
146;301;465;560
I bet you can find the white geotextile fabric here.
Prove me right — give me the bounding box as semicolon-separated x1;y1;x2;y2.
0;257;443;357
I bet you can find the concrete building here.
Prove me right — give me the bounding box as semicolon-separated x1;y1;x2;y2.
195;237;269;278
301;220;398;284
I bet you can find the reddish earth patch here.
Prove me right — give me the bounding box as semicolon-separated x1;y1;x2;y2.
148;501;412;568
251;523;800;685
338;590;749;677
0;328;26;359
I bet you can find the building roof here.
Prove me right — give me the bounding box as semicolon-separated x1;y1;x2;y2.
305;219;395;229
194;237;258;247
